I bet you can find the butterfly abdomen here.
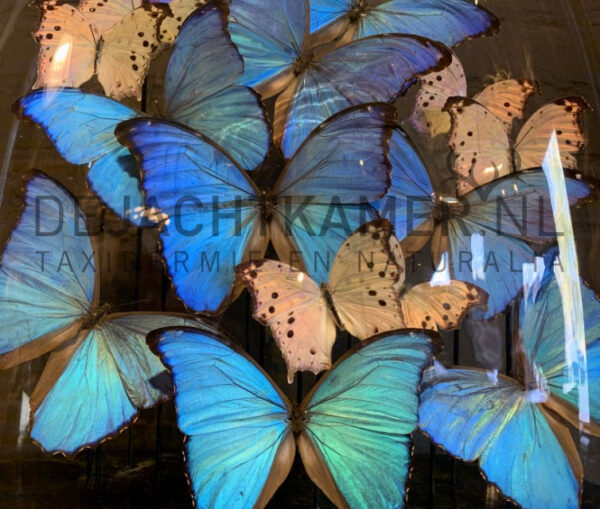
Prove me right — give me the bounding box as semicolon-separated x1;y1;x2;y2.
320;283;344;330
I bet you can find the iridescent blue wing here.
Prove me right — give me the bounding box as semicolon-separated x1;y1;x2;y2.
520;267;600;423
14;89;150;226
116;119;264;313
278;34;450;157
30;313;207;454
0;174;95;369
300;332;433;508
310;0;499;46
439;170;590;318
273;104;393;283
228;0;307;90
374;129;434;254
150;327;294;508
164;4;270;170
419;366;581;509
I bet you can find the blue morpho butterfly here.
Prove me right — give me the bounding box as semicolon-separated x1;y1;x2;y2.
14;3;269;227
309;0;499;45
419;248;600;509
228;0;452;157
116;103;396;314
0;173;213;454
374;128;592;319
149;325;436;508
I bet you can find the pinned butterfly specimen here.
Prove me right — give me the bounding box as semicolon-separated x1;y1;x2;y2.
309;0;499;46
375;127;592;319
445;95;590;194
237;219;486;382
117;103;396;313
149;325;435;508
228;0;452;156
33;0;166;100
419;259;600;509
0;172;213;454
409;51;538;139
17;3;269;226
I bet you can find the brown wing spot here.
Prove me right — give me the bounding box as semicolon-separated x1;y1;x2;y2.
378;271;386;278
310;347;316;355
288;317;295;324
249;270;258;278
287;330;294;338
443;303;451;310
268;306;275;313
421;321;427;328
368;290;377;296
271;292;278;299
442;314;449;321
378;300;387;306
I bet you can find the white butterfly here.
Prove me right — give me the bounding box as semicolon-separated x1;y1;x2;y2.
445;95;590;194
237;219;487;382
33;1;165;100
409;51;537;138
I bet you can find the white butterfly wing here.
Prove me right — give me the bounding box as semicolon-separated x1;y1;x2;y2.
33;4;96;89
97;6;163;100
515;97;589;170
473;79;538;130
329;219;404;340
236;260;337;383
157;0;206;48
399;281;488;331
78;0;142;38
445;97;512;194
409;52;466;137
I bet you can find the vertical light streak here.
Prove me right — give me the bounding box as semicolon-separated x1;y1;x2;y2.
541;131;589;423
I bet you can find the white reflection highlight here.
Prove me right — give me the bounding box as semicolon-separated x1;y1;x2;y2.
542;131;589;423
17;391;30;449
471;232;485;281
430;251;450;286
297;272;305;283
522;256;545;307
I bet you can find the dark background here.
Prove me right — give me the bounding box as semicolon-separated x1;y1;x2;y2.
0;0;599;507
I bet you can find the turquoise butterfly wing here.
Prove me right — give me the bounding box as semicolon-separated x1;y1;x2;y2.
117;119;263;313
419;367;581;509
273;104;393;284
164;3;270;170
301;331;434;508
520;257;600;422
443;170;590;318
309;0;499;46
0;174;95;368
30;313;209;454
278;34;450;157
14;90;148;225
228;0;307;88
150;327;293;509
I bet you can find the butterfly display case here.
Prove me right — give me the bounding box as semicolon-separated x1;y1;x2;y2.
0;1;599;508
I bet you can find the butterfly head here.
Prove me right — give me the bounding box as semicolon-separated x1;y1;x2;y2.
81;303;112;330
349;0;369;22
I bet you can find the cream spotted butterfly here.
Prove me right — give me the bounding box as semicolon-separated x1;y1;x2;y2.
33;0;166;100
445;95;590;194
409;51;538;138
237;219;487;382
156;0;207;48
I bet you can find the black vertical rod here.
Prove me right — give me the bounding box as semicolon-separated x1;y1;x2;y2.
155;404;163;476
94;445;102;500
127;427;134;467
